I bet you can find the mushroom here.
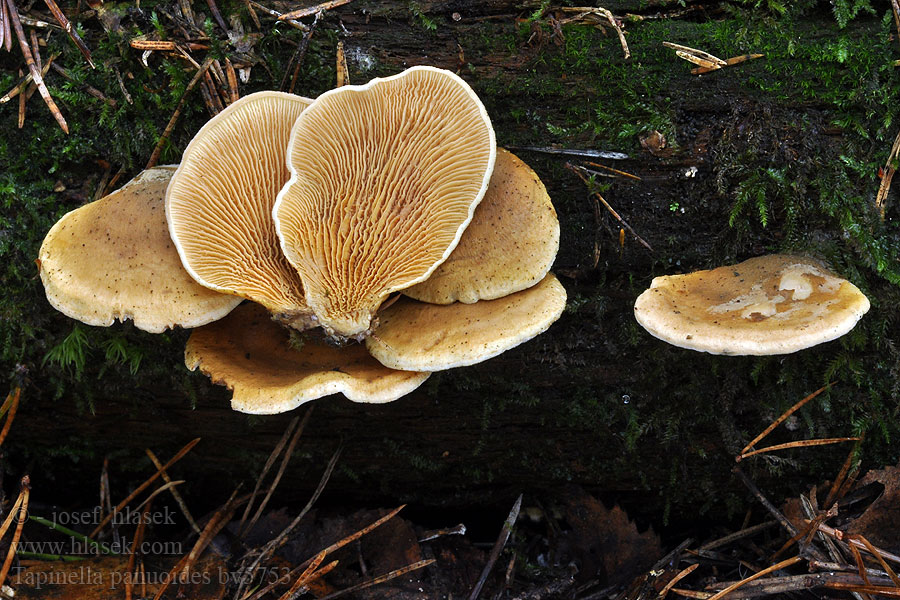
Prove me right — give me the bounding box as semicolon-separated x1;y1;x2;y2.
38;167;242;333
274;66;496;340
38;68;565;414
367;273;567;371
403;148;560;305
166;91;316;329
633;254;870;355
185;303;430;414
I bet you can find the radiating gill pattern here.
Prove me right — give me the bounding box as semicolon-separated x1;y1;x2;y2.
276;68;495;336
167;92;312;314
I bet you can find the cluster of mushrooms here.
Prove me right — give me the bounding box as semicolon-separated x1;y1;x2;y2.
38;66;566;414
38;66;873;415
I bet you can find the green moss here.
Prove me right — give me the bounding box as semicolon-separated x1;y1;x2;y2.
4;2;900;527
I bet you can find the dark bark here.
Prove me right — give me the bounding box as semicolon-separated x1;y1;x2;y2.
6;0;898;528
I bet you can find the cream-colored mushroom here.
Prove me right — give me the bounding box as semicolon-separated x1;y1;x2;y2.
633;254;871;355
185;303;431;414
366;273;566;371
404;148;559;304
166;91;315;328
38;167;242;333
274;66;496;339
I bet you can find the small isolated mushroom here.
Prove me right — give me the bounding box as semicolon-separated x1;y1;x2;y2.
274;66;496;339
367;273;567;371
166;91;315;328
403;148;560;305
38;167;242;333
633;254;870;355
186;303;430;414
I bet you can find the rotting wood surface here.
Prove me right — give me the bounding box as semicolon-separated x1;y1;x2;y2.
6;0;899;525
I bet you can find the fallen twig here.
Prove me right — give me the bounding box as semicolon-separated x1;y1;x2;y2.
663;41;763;75
335;40;348;87
823;436;862;509
240;503;404;600
699;521;777;551
125;500;153;600
567;162;654;251
281;10;320;93
241;409;311;537
706;555;803;600
468;493;522;600
0;57;53;104
153;489;241;600
738;437;861;462
659;563;699;599
739;383;834;457
584;160;641;181
0;477;30;590
733;465;798;538
146;58;212;169
507;145;629;160
0;386;21;448
247;1;307;31
703;572;898;597
275;550;328;600
1;0;11;52
235;445;343;600
146;448;200;535
205;0;228;32
319;559;436;600
692;53;763;75
557;6;629;59
89;437;201;538
42;0;93;66
811;522;900;565
5;0;68;133
279;0;354;20
875;127;900;219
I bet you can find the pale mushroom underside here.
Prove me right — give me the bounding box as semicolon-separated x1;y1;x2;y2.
167;91;314;320
275;65;496;338
185;303;431;414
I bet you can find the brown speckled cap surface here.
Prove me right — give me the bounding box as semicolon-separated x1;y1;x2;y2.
367;273;566;371
633;254;871;355
38;167;241;333
404;148;559;305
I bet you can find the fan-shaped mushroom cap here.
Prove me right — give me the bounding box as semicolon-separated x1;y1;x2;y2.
186;303;431;414
38;167;242;333
167;91;315;327
366;273;566;371
404;148;559;304
274;66;496;339
633;254;871;355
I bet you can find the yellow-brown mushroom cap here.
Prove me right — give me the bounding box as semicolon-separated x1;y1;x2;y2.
633;254;871;355
404;148;559;305
274;66;496;338
185;303;431;414
167;91;314;325
38;167;242;333
366;273;566;371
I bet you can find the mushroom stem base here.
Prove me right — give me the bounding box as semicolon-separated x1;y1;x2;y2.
271;307;320;332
